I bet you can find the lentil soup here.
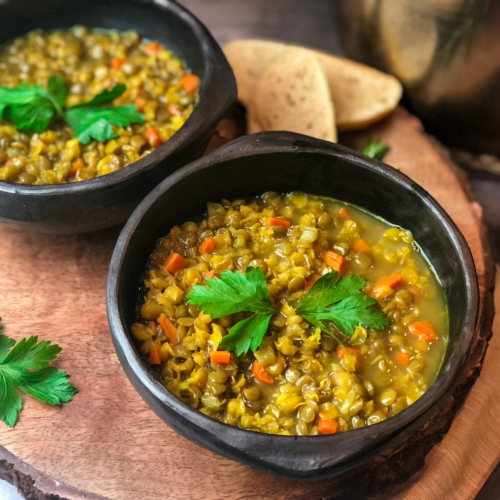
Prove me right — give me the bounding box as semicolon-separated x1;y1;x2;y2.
131;192;448;436
0;27;199;184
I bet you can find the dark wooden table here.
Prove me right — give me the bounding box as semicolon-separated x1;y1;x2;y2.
179;0;500;262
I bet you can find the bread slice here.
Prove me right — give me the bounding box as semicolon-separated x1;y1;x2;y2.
313;50;402;130
223;40;288;106
253;47;337;142
224;39;402;132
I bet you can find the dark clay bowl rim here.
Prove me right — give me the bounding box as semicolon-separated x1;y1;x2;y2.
107;132;478;456
0;0;234;197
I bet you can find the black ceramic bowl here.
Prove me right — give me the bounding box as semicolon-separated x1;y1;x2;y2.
0;0;236;234
107;132;479;480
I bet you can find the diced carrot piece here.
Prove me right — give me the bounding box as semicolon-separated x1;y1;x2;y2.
210;351;231;364
5;159;13;166
252;362;274;385
162;252;188;275
157;313;179;345
396;352;410;365
69;158;85;177
205;270;217;281
111;57;126;70
337;345;361;359
148;321;157;332
134;97;147;111
137;87;147;96
265;217;291;229
339;208;350;218
145;127;162;148
168;103;182;116
408;286;419;297
392;386;402;393
181;74;200;94
352;238;371;253
370;273;404;299
324;250;347;275
408;321;438;341
318;418;338;434
146;41;165;54
149;342;162;364
378;273;404;289
305;274;321;291
199;237;215;254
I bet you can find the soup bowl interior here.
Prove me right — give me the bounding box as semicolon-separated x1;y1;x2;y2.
0;0;236;234
107;131;478;480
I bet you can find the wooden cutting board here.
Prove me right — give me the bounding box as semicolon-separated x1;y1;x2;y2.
0;108;495;500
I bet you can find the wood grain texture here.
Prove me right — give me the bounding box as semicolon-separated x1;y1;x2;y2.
0;108;495;500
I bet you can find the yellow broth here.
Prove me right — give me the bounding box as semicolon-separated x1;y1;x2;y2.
131;192;448;436
0;27;199;184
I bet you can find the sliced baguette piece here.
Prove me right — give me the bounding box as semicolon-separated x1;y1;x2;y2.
223;39;289;106
253;47;337;142
313;50;403;130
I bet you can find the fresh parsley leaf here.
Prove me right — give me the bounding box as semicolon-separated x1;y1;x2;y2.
47;76;68;109
0;373;22;428
219;312;273;356
0;321;15;356
16;367;76;405
0;318;76;428
0;83;47;109
0;78;68;132
67;115;117;145
7;98;55;133
296;272;364;316
0;83;55;131
362;138;390;160
71;84;126;108
187;267;276;355
65;104;145;144
316;293;388;336
2;335;62;369
187;267;274;318
295;272;356;345
296;272;388;338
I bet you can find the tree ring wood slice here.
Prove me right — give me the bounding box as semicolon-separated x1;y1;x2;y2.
0;108;495;500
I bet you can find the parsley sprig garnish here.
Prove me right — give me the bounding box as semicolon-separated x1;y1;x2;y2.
296;272;387;337
65;84;144;144
362;138;390;160
187;267;275;356
0;76;67;134
0;318;76;427
187;267;388;356
0;78;144;144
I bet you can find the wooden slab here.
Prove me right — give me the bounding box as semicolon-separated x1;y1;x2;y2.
0;108;495;500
